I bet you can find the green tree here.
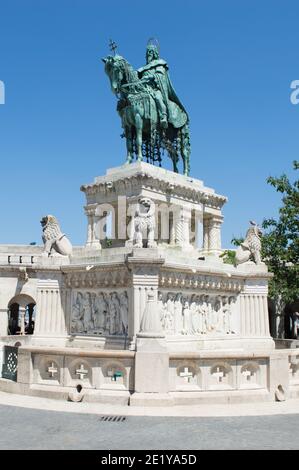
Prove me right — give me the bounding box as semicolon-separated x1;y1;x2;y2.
220;237;244;265
262;161;299;304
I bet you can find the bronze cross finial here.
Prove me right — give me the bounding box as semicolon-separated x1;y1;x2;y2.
109;39;117;56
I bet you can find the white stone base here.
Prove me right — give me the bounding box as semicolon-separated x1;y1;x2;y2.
130;393;175;407
0;345;297;407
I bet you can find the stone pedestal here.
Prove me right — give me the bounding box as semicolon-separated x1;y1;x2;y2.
130;285;172;405
81;161;227;253
202;214;223;256
0;162;293;407
134;337;169;394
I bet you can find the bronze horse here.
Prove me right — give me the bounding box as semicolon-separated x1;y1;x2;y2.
103;55;190;176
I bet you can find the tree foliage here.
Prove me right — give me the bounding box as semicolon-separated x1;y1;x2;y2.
220;249;236;265
220;237;244;265
262;161;299;304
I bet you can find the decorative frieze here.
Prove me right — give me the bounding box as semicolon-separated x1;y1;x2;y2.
81;170;227;211
65;269;130;289
159;271;243;292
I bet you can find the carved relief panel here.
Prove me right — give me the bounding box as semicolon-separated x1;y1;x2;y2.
158;290;239;336
71;290;129;336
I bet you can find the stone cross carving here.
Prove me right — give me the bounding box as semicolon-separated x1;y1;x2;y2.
179;367;193;383
47;362;58;378
213;367;226;383
107;368;123;382
76;364;88;380
242;368;255;382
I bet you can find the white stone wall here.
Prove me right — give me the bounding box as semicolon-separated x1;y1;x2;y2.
169;357;268;392
30;350;135;391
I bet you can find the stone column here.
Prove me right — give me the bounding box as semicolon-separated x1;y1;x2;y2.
239;277;274;348
35;280;68;338
84;205;101;250
169;211;175;245
0;308;8;336
86;213;93;247
202;215;223;256
19;307;26;335
175;206;192;250
203;216;210;252
208;216;223;256
192;210;201;249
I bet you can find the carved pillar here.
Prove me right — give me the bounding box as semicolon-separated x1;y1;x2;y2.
127;252;170;401
86;214;93;246
192;210;201;248
35;281;68;337
202;215;223;256
208;217;222;255
239;280;273;343
0;308;8;336
85;205;101;249
126;252;165;345
203;217;210;251
19;307;26;335
175;207;192;250
169;212;175;245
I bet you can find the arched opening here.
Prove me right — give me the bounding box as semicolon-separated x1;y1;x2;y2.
7;295;36;336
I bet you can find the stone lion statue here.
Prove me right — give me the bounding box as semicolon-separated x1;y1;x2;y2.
40;215;73;256
235;221;263;265
132;198;157;248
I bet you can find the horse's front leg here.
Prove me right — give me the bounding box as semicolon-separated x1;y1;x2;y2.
173;158;179;173
183;155;190;176
135;113;143;162
180;125;191;176
125;128;133;164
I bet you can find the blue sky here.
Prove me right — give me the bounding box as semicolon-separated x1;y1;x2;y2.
0;0;298;248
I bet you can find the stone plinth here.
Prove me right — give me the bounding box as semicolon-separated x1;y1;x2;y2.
81;162;227;254
134;337;169;394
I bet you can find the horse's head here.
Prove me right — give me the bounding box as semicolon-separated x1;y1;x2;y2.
102;55;127;95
